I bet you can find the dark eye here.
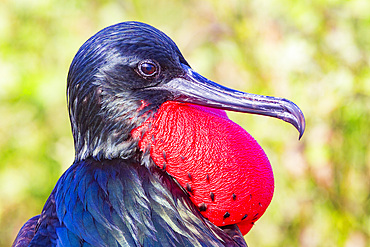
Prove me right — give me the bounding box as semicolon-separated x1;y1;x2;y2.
138;60;158;77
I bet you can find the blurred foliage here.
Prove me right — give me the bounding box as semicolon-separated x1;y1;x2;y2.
1;0;369;246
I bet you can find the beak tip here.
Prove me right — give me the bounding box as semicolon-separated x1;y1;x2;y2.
297;115;306;140
298;130;304;140
284;100;305;141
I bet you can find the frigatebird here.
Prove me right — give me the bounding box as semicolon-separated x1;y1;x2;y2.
13;21;305;247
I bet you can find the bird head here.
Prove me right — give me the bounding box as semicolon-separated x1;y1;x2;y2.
67;22;191;160
67;21;305;162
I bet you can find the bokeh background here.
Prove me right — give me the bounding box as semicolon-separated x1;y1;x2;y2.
1;0;369;246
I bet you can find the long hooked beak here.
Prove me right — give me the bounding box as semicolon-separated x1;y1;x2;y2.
158;64;305;139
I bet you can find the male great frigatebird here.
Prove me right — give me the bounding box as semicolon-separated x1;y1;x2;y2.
13;21;305;247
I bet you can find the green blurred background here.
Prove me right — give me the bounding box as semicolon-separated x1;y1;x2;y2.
1;0;369;246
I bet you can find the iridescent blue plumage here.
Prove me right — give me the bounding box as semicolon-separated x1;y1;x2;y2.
15;158;245;246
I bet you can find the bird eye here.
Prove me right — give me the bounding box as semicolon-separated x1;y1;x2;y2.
138;60;158;77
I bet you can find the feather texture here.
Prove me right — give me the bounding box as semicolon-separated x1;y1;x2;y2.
14;157;247;246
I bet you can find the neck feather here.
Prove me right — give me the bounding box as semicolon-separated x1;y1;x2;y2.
68;85;156;161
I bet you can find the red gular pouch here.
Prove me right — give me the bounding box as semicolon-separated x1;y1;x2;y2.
132;101;274;235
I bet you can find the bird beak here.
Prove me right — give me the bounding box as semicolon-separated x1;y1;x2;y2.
160;64;305;139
